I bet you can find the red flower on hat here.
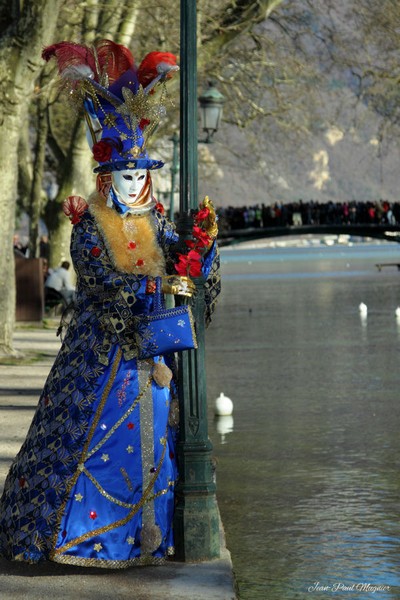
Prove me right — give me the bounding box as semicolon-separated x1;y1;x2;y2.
92;140;113;162
155;202;165;215
139;118;151;130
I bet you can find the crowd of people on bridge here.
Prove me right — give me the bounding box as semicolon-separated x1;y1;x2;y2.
216;200;400;231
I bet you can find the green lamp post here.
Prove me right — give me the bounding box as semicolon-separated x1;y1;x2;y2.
169;132;179;222
169;79;224;220
173;0;221;561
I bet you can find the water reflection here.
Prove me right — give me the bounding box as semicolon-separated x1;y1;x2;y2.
215;415;234;445
206;245;400;599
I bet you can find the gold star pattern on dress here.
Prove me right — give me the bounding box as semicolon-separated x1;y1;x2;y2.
94;543;103;552
127;536;135;545
159;437;166;445
101;453;110;462
75;493;83;502
126;445;134;454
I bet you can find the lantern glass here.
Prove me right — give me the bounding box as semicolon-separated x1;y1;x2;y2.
200;104;223;133
198;82;226;142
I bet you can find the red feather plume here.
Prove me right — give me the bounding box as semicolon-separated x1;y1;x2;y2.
42;42;97;78
137;52;178;88
95;39;135;85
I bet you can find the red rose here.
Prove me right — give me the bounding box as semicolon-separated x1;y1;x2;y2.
92;140;113;162
175;254;190;276
175;250;202;277
192;225;211;248
139;118;151;130
155;202;165;215
188;261;202;277
195;207;210;222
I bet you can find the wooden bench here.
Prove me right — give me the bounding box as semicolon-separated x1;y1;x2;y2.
375;263;400;271
44;288;67;316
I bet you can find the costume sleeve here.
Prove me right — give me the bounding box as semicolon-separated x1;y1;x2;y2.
153;209;179;273
71;213;157;363
152;209;221;325
202;242;221;326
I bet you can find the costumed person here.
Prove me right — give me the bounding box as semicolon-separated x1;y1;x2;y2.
0;39;220;568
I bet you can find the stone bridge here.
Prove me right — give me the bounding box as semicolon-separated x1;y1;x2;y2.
218;224;400;246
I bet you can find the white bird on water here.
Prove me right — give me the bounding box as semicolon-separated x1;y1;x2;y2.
214;392;233;416
359;302;368;316
395;307;400;318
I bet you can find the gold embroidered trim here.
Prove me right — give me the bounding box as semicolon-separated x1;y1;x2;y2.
51;553;167;569
82;349;123;456
81;466;134;508
86;374;152;458
50;349;122;556
139;361;157;547
120;467;133;491
52;428;168;555
147;479;175;503
79;467;173;510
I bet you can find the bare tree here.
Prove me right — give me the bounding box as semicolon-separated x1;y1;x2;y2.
0;0;62;356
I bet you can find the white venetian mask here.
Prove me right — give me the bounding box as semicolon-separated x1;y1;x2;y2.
111;169;148;205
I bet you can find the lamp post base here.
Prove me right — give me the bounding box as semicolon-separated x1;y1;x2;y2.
173;447;221;562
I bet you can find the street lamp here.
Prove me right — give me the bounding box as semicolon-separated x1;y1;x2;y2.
198;81;226;143
169;132;179;222
173;0;220;562
167;83;224;220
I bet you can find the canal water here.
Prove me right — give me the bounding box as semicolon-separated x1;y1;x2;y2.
205;241;400;600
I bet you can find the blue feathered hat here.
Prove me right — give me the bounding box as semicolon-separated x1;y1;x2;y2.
42;40;179;173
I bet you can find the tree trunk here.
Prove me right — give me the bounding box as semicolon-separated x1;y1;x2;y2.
28;88;49;258
17;116;33;214
116;0;139;45
0;112;20;355
0;0;62;356
46;121;94;268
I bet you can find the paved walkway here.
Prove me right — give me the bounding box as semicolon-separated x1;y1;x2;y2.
0;326;237;600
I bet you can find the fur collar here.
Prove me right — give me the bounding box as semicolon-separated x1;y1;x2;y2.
88;192;165;276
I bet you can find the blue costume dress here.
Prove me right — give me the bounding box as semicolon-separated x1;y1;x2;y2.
0;197;220;568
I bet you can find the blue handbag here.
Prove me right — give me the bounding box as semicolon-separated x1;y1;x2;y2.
138;278;198;359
